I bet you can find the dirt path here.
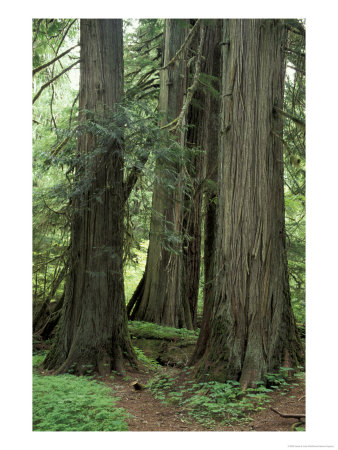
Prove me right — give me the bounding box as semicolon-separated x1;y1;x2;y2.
105;368;305;432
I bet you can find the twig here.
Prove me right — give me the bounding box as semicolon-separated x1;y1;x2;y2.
68;93;79;129
285;47;305;58
273;106;305;130
55;19;77;55
33;59;80;104
33;44;79;76
170;22;205;133
287;64;305;75
161;19;201;70
33;19;43;45
286;24;305;37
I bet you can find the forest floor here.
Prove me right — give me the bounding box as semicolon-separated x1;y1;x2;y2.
103;366;305;432
34;320;305;432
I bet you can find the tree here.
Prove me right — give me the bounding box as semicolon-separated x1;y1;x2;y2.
189;19;222;360
44;19;136;375
283;22;306;325
32;19;79;340
127;19;192;328
181;19;223;329
128;20;222;329
192;19;304;388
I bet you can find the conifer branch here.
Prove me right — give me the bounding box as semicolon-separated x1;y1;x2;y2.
33;44;79;76
123;141;152;202
33;59;80;104
134;32;163;51
285;47;305;58
286;24;305;37
273;106;305;130
170;22;205;133
33;19;43;45
287;64;305;75
161;19;201;70
55;19;77;55
123;154;149;203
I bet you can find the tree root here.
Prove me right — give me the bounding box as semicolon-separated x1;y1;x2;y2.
270;407;305;431
291;421;304;431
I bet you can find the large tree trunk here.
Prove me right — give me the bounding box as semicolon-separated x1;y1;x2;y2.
44;19;136;375
193;19;303;387
128;20;221;329
130;19;190;328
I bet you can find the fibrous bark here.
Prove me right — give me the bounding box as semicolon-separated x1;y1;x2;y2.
193;19;304;387
129;19;190;328
189;19;222;359
128;20;221;330
182;19;223;331
44;19;136;375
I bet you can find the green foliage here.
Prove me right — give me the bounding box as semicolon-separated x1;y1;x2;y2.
124;240;148;302
124;19;163;102
133;346;161;371
283;22;306;325
147;366;301;428
33;20;79;313
198;72;220;99
33;353;47;368
33;354;129;431
128;321;199;344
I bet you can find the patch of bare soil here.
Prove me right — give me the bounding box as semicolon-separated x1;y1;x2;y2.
104;368;206;431
104;368;305;432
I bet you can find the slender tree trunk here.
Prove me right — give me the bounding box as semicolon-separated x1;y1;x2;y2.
44;19;136;375
130;19;190;328
182;20;223;330
193;19;303;387
33;264;67;336
190;19;222;361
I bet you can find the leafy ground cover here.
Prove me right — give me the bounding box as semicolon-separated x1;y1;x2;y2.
129;320;199;343
33;354;129;431
147;366;305;429
33;322;305;432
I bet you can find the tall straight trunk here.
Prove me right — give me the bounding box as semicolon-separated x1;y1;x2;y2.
193;19;303;387
189;19;222;360
44;19;136;375
182;19;223;330
128;20;222;329
130;19;190;328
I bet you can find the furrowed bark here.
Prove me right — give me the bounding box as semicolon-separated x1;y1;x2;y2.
131;19;190;328
193;19;303;387
44;19;136;376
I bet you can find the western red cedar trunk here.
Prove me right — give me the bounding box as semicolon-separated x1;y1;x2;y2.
44;19;136;375
128;20;222;329
130;19;191;328
189;19;222;361
182;19;223;330
193;19;303;387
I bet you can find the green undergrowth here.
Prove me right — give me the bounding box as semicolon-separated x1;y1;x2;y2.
128;320;199;344
124;241;148;302
33;354;129;431
133;346;161;371
147;366;305;429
